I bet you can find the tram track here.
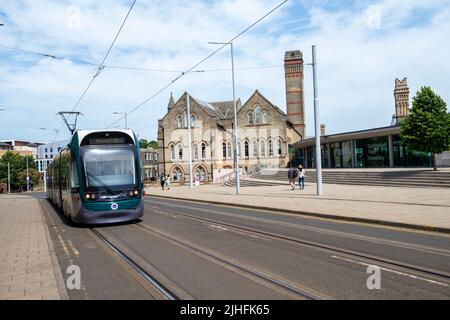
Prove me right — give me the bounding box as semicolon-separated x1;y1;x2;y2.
145;204;450;284
134;223;325;300
89;228;179;300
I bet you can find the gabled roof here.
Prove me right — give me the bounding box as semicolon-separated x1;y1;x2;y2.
240;90;287;118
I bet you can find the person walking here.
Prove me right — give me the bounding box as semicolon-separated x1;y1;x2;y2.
0;184;4;195
159;175;165;190
165;175;171;190
288;166;299;190
298;165;305;190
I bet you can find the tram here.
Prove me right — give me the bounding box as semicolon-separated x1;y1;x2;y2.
47;129;144;224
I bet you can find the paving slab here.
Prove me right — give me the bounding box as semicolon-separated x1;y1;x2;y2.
145;181;450;232
0;194;67;300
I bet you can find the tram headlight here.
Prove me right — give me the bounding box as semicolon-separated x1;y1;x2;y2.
133;190;139;196
85;194;91;200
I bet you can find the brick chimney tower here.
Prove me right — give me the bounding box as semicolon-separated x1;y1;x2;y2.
394;78;409;123
284;50;305;139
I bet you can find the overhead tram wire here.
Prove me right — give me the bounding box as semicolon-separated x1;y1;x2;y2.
50;0;137;144
104;0;289;129
0;44;282;73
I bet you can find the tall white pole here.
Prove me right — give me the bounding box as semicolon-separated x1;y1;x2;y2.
7;162;10;194
125;113;128;130
312;45;323;196
186;94;193;189
231;42;240;195
44;170;47;193
26;156;29;192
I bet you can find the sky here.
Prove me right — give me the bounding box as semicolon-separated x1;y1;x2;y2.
0;0;449;143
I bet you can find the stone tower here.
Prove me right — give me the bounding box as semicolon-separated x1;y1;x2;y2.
394;78;409;122
284;50;305;139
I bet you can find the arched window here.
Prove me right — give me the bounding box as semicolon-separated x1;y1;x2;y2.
252;140;257;157
277;139;282;156
201;143;206;159
170;145;175;160
191;114;197;127
227;142;232;158
254;105;261;124
193;143;199;160
223;142;227;159
260;140;266;157
268;140;273;156
244;141;249;158
177;115;182;128
172;167;183;182
247;112;254;125
262;111;269;125
195;166;207;182
178;145;183;160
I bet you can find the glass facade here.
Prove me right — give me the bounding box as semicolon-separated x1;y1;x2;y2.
294;134;432;168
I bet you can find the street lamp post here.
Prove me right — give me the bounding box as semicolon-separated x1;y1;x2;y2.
312;45;323;196
208;41;240;195
113;112;128;129
7;162;10;194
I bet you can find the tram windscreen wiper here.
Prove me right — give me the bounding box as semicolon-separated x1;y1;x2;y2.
85;171;116;195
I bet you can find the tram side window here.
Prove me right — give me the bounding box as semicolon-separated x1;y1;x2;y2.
70;161;79;188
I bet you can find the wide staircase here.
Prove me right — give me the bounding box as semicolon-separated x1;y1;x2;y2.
224;169;450;188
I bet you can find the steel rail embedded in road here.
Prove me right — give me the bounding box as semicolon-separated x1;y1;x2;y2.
135;223;324;300
89;228;179;300
146;204;450;283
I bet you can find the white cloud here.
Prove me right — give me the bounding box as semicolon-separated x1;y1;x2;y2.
0;0;449;142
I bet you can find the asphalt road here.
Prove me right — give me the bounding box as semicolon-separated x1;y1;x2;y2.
33;192;450;299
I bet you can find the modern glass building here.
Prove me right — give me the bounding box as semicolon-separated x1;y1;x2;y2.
290;125;433;168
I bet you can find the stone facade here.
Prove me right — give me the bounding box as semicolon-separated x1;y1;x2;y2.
284;50;305;139
394;77;410;122
157;89;302;183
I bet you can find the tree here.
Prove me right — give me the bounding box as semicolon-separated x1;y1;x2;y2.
139;139;149;149
0;152;37;190
401;86;450;170
18;168;41;188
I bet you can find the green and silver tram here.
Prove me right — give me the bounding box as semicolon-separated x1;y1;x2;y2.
47;130;144;224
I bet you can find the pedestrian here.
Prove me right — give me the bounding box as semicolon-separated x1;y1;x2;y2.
288;166;299;190
165;175;171;190
298;165;305;190
0;184;4;195
159;175;165;190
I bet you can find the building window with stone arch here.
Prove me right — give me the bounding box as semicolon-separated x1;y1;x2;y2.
222;142;227;159
268;139;273;156
177;115;182;128
193;143;199;160
191;114;197;127
260;139;266;157
178;144;183;161
195;166;207;182
170;145;175;160
244;141;249;158
252;140;257;157
227;142;232;159
201;142;206;160
262;111;269;125
247;112;254;125
277;138;282;156
254;105;262;124
171;166;183;182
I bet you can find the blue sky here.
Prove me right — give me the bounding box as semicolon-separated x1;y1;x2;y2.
0;0;449;142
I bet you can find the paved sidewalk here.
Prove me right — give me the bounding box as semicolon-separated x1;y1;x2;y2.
0;194;65;300
146;181;450;232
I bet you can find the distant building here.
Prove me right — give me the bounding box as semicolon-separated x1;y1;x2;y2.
293;78;450;168
140;148;158;181
0;139;42;158
35;140;68;173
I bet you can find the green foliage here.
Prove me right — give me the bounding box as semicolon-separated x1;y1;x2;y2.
0;152;37;189
18;168;41;186
401;86;450;155
139;139;158;149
